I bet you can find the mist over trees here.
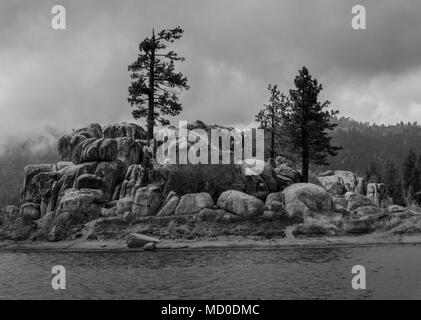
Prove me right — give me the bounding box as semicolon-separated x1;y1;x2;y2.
0;135;59;207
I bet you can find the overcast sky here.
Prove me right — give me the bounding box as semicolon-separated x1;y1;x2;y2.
1;0;421;148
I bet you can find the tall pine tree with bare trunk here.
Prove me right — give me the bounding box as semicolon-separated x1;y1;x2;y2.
128;27;189;144
281;67;341;182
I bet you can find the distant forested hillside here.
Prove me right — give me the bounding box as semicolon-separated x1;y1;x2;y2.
328;117;421;175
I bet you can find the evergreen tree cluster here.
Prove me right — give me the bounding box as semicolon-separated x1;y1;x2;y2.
256;66;341;182
361;149;421;206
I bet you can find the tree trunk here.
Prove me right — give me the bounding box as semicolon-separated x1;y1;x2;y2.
302;148;309;183
147;31;156;145
301;111;309;182
270;117;275;160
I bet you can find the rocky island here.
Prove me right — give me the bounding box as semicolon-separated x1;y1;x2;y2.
1;120;420;251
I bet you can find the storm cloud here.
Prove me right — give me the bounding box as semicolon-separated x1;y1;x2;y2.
1;0;421;149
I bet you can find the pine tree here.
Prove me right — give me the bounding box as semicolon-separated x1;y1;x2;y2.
255;84;290;159
383;160;404;205
365;159;383;183
281;66;341;182
128;27;189;143
402;149;419;203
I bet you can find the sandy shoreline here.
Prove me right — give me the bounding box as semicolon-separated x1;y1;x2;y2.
1;233;421;252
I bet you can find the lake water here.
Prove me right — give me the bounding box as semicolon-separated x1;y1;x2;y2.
1;245;421;299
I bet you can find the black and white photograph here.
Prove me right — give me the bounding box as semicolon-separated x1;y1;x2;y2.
1;0;421;305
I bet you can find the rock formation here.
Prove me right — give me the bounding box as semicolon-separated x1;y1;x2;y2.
0;120;397;242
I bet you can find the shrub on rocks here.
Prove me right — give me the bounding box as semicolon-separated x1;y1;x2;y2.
343;216;376;234
292;217;340;237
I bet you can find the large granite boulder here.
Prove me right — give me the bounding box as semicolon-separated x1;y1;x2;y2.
345;192;381;216
151;164;246;200
317;170;366;196
126;233;160;249
132;186;162;217
103;123;147;140
57;123;102;161
175;192;214;215
265;192;284;213
116;197;134;215
332;195;349;213
157;195;179;217
20;202;41;225
47;188;106;242
317;174;345;195
74;174;104;190
21;164;54;204
244;175;269;200
56;188;106;221
217;190;264;218
260;161;279;192
21;163;80;217
119;164;145;200
48;210;85;241
283;183;332;219
273;164;301;188
94;160;126;201
56;162;98;203
366;183;388;208
115;137;144;166
57;123;147;162
72;138;118;164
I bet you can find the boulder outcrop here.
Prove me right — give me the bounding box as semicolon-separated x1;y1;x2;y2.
126;233;160;249
317;170;365;196
283;183;332;219
175;192;214;215
345;192;382;216
132;186;162;217
217;190;264;218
